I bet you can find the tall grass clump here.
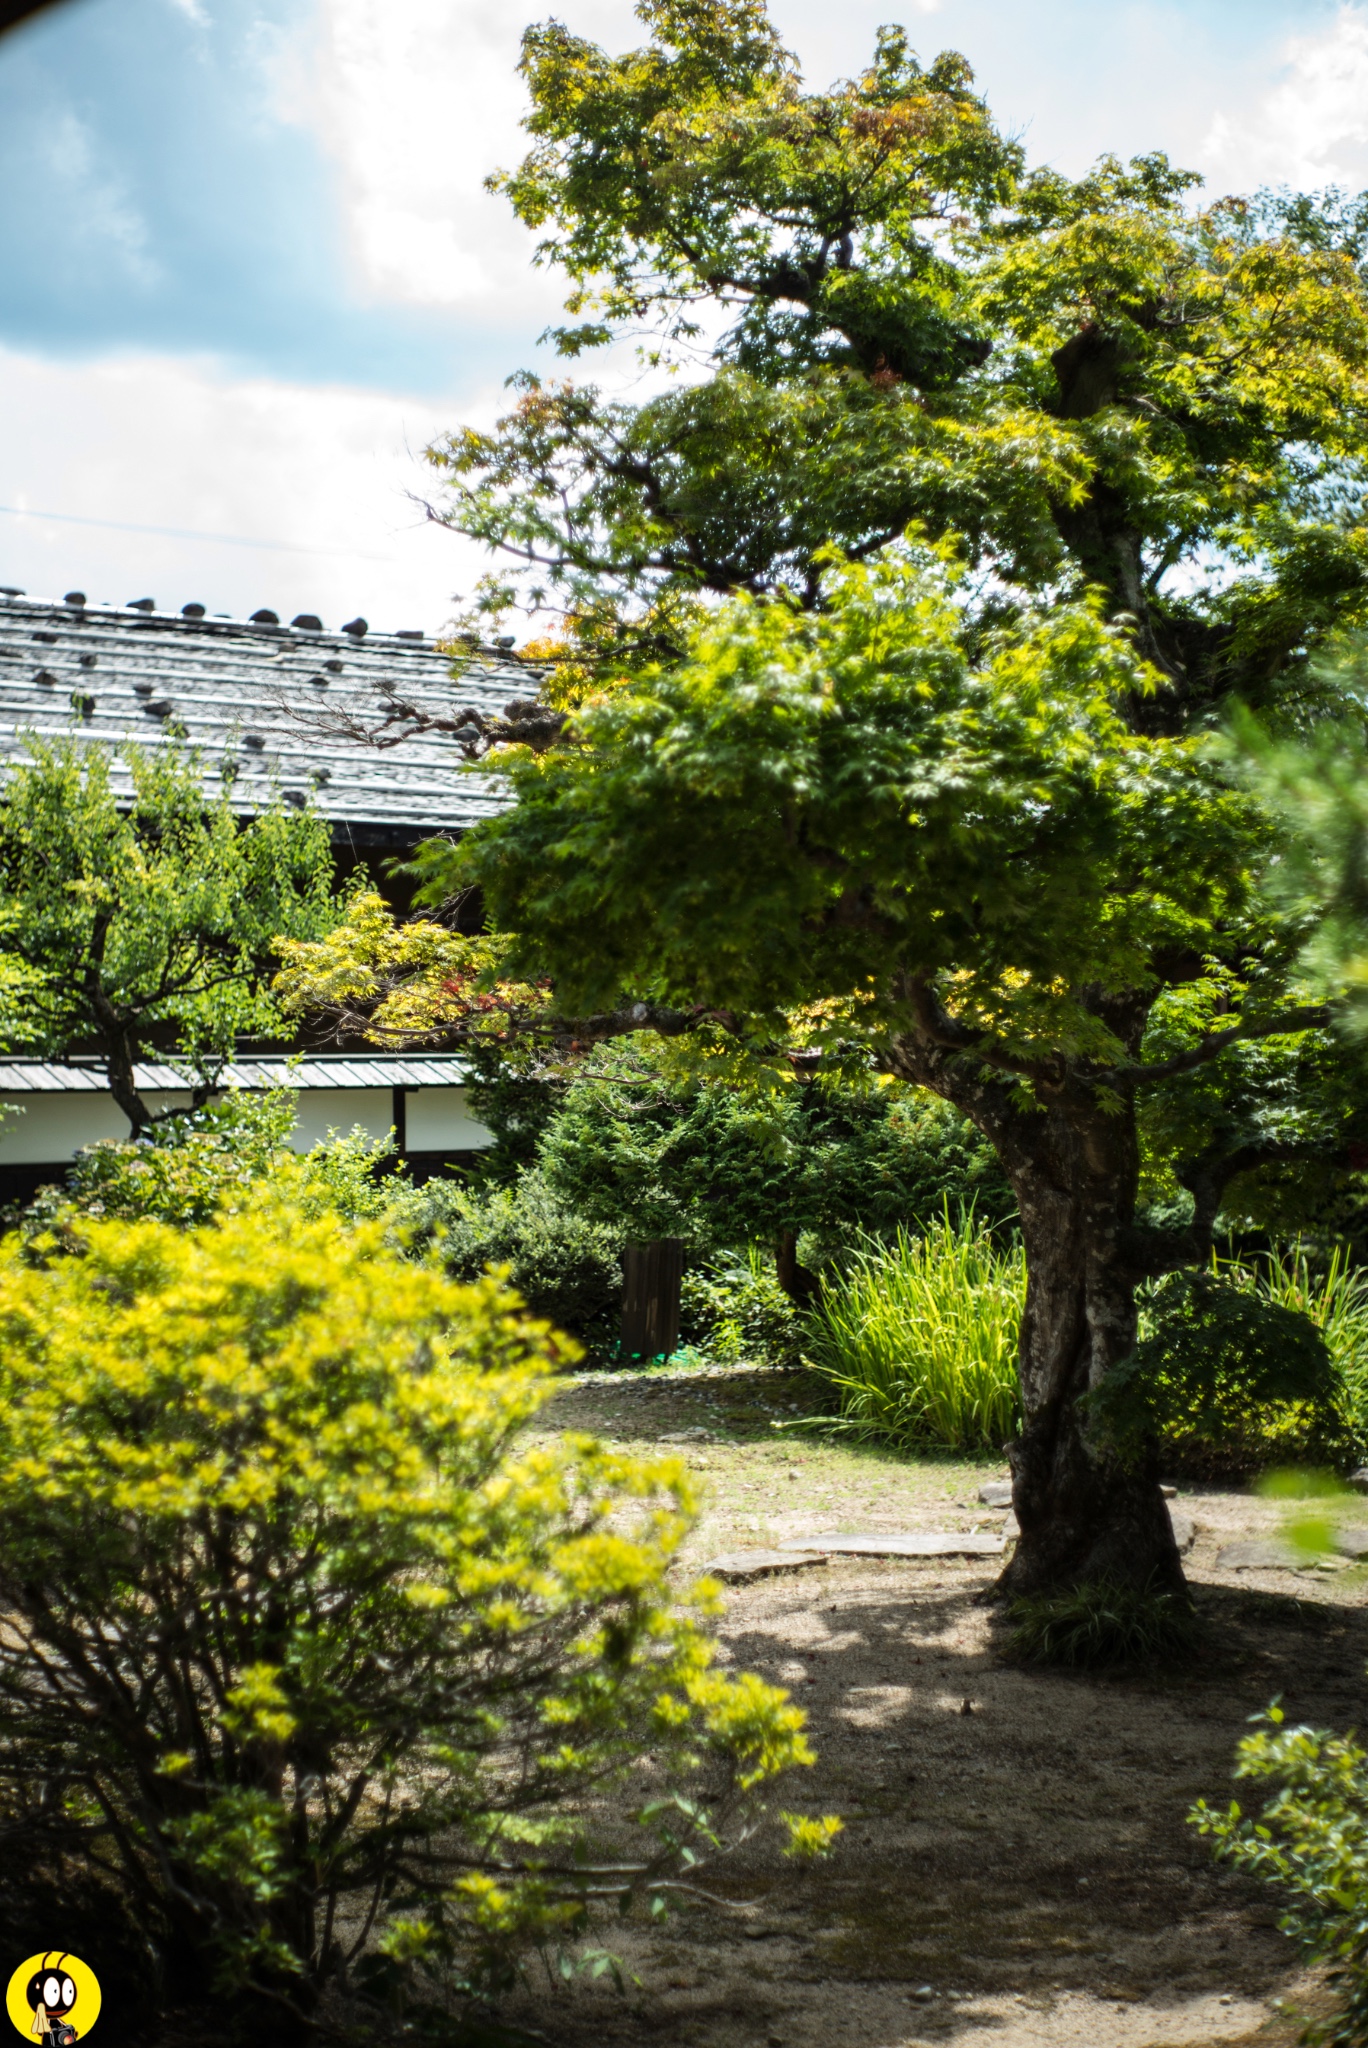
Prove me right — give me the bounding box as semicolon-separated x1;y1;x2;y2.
1009;1575;1197;1669
806;1208;1023;1450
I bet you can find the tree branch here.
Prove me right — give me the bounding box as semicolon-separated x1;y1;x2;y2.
1119;1004;1332;1084
311;998;740;1057
904;973;1060;1085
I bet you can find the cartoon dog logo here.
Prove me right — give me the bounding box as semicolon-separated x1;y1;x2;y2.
4;1955;100;2046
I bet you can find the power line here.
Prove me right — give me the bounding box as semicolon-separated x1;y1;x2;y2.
0;503;393;562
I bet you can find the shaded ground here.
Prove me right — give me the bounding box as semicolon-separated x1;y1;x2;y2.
497;1361;1368;2048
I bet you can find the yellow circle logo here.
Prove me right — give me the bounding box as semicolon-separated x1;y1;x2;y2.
4;1955;101;2042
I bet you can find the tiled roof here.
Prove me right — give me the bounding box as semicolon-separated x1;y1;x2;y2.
0;591;532;837
0;1055;472;1092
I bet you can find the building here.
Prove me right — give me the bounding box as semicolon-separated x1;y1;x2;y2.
0;585;528;1195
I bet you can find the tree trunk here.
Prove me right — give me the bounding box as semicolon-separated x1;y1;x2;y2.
621;1239;685;1359
774;1228;819;1305
886;1036;1182;1600
83;941;153;1137
999;1123;1181;1598
103;1029;153;1138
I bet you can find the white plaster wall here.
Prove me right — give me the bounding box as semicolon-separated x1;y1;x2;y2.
287;1089;395;1153
406;1087;492;1152
0;1091;194;1162
0;1085;491;1162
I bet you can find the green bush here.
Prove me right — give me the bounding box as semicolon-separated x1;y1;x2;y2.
1256;1242;1368;1449
681;1245;801;1366
537;1043;1016;1258
1092;1267;1344;1474
12;1087;403;1239
0;1173;819;2015
805;1209;1024;1450
403;1167;624;1357
1192;1699;1368;2046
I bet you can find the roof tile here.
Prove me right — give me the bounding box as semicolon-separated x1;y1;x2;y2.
0;594;532;834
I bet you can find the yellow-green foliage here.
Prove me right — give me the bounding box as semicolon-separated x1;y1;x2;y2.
273;889;551;1048
0;1173;815;2007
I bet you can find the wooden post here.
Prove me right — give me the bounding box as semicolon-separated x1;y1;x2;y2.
621;1239;685;1361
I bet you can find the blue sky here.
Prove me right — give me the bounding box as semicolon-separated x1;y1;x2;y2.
0;0;1365;630
0;0;511;389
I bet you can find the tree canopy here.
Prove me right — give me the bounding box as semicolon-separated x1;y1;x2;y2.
537;1040;1013;1255
0;738;342;1133
422;0;1368;714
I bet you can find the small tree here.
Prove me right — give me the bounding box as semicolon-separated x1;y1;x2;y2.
537;1040;1014;1294
0;737;341;1133
0;1175;820;2014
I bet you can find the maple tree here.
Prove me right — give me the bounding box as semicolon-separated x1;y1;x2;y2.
289;1;1368;1606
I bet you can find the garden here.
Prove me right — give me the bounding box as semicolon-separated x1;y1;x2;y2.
2;1074;1368;2048
9;2;1368;2043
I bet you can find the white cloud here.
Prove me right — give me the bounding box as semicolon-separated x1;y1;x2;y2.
46;110;159;283
1204;3;1368;189
0;347;499;634
301;0;637;315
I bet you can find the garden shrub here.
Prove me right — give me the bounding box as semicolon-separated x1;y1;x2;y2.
1255;1241;1368;1452
1091;1267;1345;1475
805;1209;1024;1451
405;1167;623;1357
421;1047;1018;1363
680;1246;801;1366
460;1043;572;1186
537;1042;1016;1259
1192;1699;1368;2045
12;1087;402;1238
0;1174;818;2017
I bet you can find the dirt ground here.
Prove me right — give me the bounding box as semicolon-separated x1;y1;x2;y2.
498;1360;1368;2048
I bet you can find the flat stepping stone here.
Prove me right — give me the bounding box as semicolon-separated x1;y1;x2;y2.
1217;1529;1368;1571
704;1549;827;1582
1217;1539;1302;1572
779;1530;1006;1559
977;1496;1192;1551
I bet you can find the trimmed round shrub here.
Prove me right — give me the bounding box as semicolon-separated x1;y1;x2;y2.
405;1167;623;1356
1092;1267;1345;1474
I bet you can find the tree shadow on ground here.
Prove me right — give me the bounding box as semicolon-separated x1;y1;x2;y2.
499;1569;1364;2047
